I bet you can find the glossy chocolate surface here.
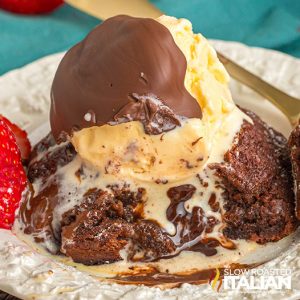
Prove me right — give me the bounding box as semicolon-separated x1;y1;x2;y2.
50;15;201;140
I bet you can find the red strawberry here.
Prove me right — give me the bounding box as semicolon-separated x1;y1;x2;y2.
0;115;31;160
0;0;63;14
0;118;28;229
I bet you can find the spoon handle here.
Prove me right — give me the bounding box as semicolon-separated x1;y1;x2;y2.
217;52;300;125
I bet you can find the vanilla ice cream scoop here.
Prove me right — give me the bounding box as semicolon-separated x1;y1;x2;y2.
72;119;208;182
157;16;234;123
55;15;239;184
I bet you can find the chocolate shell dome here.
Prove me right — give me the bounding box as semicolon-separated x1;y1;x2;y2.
50;15;202;141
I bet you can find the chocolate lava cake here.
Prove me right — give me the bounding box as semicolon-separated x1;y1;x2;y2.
288;123;300;220
19;109;298;265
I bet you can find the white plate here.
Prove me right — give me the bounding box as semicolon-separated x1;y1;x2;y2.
1;41;300;299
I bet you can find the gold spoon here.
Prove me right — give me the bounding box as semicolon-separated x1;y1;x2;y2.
65;0;300;125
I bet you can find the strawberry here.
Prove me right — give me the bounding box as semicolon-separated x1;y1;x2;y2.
0;115;31;160
0;118;28;229
0;0;63;14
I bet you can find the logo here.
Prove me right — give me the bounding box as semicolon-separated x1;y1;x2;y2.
209;268;292;292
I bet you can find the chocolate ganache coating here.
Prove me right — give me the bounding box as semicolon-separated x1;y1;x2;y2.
50;15;202;141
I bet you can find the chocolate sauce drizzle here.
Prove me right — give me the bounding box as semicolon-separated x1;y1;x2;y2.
165;185;219;257
110;93;182;135
111;263;259;287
